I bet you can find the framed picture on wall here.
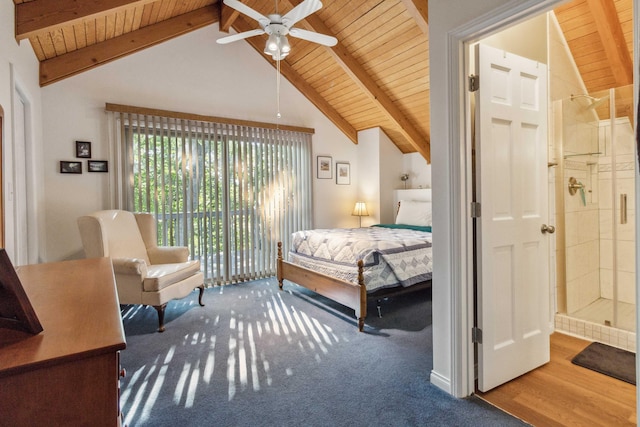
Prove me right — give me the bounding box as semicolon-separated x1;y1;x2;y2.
60;161;82;174
317;155;332;179
75;140;91;158
88;160;108;172
336;162;350;185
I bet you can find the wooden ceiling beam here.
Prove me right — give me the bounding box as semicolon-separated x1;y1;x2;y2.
15;0;158;41
399;0;428;35
586;0;633;86
284;0;430;161
219;3;240;33
233;17;358;144
39;5;219;86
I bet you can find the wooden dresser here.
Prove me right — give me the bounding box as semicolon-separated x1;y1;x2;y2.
0;257;126;426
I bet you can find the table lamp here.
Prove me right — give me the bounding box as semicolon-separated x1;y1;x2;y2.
352;201;369;227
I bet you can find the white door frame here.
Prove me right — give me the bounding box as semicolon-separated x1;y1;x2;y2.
9;65;39;265
444;0;639;398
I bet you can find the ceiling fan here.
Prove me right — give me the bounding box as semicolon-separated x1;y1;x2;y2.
216;0;338;60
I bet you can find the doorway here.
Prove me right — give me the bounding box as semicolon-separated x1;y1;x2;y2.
462;2;638;394
6;75;37;265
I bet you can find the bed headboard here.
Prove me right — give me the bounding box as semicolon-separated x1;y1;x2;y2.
394;188;432;202
393;188;432;225
394;188;432;218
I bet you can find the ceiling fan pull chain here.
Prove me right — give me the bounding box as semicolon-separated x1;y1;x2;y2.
276;59;282;119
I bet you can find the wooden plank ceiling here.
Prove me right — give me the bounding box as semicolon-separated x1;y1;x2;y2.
12;0;634;163
553;0;633;121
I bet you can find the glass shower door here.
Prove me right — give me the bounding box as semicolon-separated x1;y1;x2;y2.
608;85;636;332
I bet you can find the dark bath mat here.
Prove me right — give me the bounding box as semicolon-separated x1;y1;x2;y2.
571;341;636;385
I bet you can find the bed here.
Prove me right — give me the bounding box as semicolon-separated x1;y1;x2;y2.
277;192;433;331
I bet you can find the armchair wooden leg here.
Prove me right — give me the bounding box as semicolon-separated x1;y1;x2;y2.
277;242;284;290
197;285;205;306
153;304;167;333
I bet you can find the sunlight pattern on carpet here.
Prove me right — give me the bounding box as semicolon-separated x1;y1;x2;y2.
120;285;346;425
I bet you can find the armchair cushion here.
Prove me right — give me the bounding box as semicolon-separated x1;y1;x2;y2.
144;260;201;292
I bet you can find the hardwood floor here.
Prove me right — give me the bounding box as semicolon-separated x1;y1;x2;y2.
478;332;637;426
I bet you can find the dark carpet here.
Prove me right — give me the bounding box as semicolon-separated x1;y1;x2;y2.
119;278;528;426
571;341;636;385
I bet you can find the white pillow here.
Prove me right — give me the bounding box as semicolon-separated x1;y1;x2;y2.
395;200;432;226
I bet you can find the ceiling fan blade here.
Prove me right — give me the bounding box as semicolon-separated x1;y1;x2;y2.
223;0;270;27
289;28;337;47
282;0;322;27
216;28;265;44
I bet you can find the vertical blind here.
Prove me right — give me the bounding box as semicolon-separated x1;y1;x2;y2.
107;108;313;285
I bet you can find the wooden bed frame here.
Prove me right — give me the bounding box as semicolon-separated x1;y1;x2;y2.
276;242;431;331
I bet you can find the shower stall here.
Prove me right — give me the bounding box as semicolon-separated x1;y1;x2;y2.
553;85;636;352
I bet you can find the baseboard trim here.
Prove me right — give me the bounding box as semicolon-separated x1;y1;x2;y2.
430;369;451;394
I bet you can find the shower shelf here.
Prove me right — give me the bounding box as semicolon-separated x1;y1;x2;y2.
563;152;602;158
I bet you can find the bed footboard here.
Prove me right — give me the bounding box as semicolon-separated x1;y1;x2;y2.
277;242;367;331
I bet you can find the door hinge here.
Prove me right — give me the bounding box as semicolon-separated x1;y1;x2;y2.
471;202;481;218
468;74;479;92
472;327;483;344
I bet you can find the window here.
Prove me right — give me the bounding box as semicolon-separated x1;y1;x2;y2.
110;110;313;285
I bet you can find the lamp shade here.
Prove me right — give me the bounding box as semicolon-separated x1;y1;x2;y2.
352;202;369;217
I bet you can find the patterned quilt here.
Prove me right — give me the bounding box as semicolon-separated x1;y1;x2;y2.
288;227;433;293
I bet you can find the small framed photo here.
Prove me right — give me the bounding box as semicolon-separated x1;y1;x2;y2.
60;161;82;174
317;155;332;179
336;162;350;185
75;140;91;158
88;160;108;173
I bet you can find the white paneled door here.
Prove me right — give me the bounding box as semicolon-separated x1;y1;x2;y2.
475;43;551;392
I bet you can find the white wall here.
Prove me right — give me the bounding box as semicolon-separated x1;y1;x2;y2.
356;127;406;226
0;0;45;264
482;12;548;64
40;24;360;261
356;128;431;226
402;152;431;190
378;130;406;223
356;128;382;227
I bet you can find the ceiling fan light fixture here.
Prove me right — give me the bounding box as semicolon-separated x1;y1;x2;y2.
264;34;290;60
218;0;334;118
266;34;279;52
280;36;290;53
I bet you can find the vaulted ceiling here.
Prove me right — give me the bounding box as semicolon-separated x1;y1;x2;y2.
554;0;634;122
12;0;635;163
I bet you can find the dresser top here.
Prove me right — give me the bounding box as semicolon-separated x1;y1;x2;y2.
0;258;126;375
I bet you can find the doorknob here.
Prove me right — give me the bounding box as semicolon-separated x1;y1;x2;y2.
541;224;555;234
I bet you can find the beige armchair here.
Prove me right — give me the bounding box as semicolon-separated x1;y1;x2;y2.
78;210;205;332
